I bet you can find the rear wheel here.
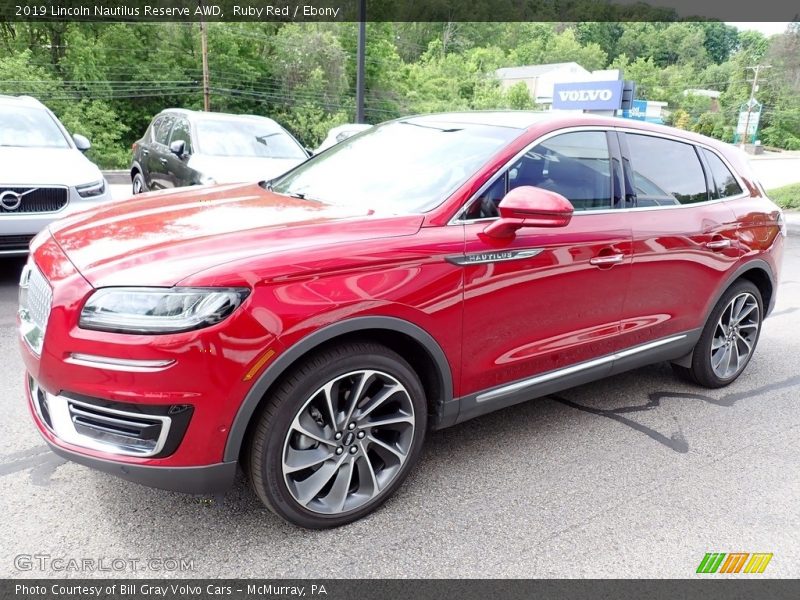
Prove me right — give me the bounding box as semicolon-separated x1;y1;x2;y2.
673;280;763;388
247;342;427;528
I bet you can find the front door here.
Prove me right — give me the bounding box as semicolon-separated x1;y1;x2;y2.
456;130;633;418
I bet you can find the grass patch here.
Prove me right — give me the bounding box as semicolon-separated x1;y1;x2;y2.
767;183;800;209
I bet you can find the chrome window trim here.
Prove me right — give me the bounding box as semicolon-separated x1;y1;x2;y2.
449;124;750;225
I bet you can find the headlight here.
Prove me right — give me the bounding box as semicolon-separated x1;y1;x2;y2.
79;287;250;334
76;179;107;198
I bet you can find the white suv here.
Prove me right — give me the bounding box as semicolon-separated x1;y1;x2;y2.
0;95;112;256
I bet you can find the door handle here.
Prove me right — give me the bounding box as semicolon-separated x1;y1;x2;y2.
141;149;149;156
590;253;625;266
705;239;731;250
159;157;168;164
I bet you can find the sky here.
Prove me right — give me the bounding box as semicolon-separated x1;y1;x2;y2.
727;22;790;36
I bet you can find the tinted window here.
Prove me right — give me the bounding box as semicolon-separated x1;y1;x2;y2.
626;134;708;205
0;105;69;148
169;118;193;154
702;148;743;199
466;130;612;218
153;114;176;145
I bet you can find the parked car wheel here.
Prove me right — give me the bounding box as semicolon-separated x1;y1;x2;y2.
132;171;147;195
673;280;763;388
247;342;427;528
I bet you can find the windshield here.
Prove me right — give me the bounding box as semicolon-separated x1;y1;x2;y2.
0;105;69;148
271;119;522;212
195;118;307;159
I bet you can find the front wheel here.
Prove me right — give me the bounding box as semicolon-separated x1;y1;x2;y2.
673;280;763;388
132;172;147;195
247;342;427;528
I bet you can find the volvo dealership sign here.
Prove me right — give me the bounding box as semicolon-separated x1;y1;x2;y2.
552;80;624;111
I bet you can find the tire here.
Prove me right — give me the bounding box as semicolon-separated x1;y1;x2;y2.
675;280;763;388
247;342;427;528
132;171;147;195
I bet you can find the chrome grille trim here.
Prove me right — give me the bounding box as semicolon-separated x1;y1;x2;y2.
0;186;68;213
18;263;53;355
28;377;172;458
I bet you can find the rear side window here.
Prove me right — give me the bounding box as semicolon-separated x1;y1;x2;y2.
169;118;193;154
701;148;743;199
625;134;708;206
153;114;176;146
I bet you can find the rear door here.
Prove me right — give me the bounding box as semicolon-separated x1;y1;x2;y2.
616;131;741;349
457;129;633;417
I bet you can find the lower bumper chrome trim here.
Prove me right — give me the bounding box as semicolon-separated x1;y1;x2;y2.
29;377;172;457
66;353;175;372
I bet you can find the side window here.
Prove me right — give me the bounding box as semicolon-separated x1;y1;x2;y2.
465;130;613;219
523;131;613;211
169;118;193;154
153;114;176;146
701;148;743;199
625;134;708;206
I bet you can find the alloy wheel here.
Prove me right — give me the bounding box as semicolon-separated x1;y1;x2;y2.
710;292;760;379
281;369;416;515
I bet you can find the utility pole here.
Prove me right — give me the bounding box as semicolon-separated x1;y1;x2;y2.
742;64;770;146
199;16;210;112
355;0;366;123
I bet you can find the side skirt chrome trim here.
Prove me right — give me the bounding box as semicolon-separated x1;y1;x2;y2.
476;334;687;403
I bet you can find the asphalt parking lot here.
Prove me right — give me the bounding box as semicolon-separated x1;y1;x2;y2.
1;231;798;579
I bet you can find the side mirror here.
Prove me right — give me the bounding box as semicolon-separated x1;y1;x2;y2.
72;134;91;152
169;140;187;158
483;186;574;238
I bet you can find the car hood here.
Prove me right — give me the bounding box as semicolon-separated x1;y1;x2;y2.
0;147;103;187
48;182;424;287
188;154;304;184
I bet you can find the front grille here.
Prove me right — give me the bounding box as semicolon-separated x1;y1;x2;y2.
18;264;53;355
26;265;52;333
0;234;34;252
0;186;68;213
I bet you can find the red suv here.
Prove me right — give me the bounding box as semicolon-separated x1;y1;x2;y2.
19;113;784;528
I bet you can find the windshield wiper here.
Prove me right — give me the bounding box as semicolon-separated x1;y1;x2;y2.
255;133;282;146
399;121;463;133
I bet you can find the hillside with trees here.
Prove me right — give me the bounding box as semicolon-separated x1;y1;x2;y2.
1;21;798;167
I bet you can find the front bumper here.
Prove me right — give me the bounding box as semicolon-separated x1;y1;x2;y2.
46;441;238;494
19;233;279;491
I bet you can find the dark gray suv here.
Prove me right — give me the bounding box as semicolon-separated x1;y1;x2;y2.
130;109;308;194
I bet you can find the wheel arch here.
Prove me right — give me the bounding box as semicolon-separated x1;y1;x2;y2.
223;316;454;463
672;259;775;368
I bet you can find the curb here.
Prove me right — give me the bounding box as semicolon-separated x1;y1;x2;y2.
102;170;129;185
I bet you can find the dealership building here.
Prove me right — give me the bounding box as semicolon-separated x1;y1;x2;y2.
495;61;667;123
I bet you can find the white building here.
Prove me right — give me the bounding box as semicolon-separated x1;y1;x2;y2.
495;62;621;107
